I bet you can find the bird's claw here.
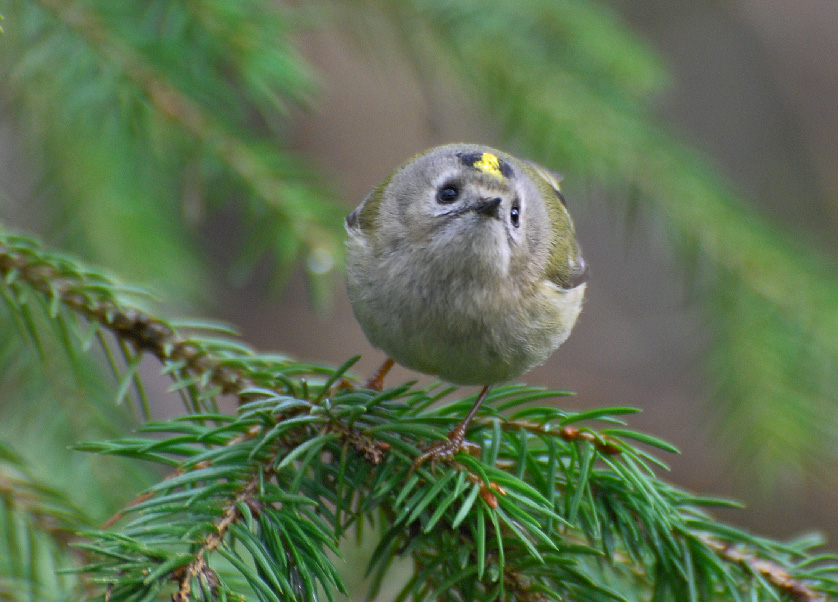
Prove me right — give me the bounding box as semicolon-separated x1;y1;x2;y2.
411;424;481;472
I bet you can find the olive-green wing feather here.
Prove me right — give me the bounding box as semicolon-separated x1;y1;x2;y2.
521;160;588;290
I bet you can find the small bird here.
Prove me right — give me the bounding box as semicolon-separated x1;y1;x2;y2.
345;144;588;463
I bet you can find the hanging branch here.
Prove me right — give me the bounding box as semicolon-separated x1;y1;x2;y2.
3;0;343;301
0;235;247;401
36;0;330;245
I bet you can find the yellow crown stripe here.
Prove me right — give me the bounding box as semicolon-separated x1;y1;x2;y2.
473;152;504;178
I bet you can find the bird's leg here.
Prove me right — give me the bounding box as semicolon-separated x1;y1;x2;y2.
413;385;490;469
364;357;395;392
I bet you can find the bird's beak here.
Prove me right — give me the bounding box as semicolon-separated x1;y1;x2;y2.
472;197;502;218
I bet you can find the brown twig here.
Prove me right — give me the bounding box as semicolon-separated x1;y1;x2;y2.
172;468;266;602
503;567;551;602
330;424;391;465
479;417;623;455
698;534;825;602
0;242;255;398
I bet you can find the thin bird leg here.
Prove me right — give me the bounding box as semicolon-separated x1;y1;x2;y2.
412;385;491;469
364;357;395;391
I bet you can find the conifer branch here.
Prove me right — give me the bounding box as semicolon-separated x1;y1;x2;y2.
172;466;267;602
699;534;825;602
491;418;624;456
2;230;837;601
35;0;327;246
0;236;254;400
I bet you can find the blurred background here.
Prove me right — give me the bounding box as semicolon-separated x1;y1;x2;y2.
1;0;836;568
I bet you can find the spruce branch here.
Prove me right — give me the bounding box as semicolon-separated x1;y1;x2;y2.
1;0;836;598
2;228;837;600
0;234;250;403
697;534;824;602
34;0;336;254
171;459;273;602
2;0;342;298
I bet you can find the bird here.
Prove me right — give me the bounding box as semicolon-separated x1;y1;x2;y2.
344;143;588;464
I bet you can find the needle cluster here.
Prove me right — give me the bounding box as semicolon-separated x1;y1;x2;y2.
1;231;836;601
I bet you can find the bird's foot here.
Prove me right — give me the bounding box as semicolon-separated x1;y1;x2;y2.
412;423;481;471
364;358;395;392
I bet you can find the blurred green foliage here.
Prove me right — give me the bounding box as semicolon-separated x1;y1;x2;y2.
0;0;341;302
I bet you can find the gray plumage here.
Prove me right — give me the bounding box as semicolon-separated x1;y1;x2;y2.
345;144;587;385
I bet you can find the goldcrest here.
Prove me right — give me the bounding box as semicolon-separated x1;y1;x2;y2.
345;143;587;387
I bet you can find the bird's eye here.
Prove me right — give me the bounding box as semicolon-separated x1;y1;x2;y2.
436;184;460;204
510;202;520;227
